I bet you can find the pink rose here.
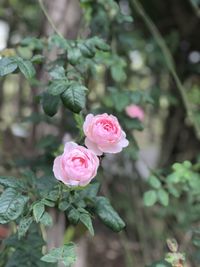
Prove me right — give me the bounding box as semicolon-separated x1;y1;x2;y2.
125;104;144;121
83;113;129;155
53;142;99;187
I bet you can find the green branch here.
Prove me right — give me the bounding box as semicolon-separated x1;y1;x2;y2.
38;0;64;38
189;0;200;18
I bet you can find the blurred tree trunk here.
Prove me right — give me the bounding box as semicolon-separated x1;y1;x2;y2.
37;1;83;264
43;0;81;39
43;0;82;137
29;0;81;147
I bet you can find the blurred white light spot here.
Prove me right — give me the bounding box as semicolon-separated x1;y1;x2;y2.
119;0;131;15
129;50;143;70
11;123;29;138
62;133;73;144
10;33;21;45
0;20;9;51
188;51;200;64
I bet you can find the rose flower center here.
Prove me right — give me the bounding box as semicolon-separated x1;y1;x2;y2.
72;156;87;168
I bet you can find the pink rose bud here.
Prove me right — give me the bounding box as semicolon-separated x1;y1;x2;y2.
53;142;99;187
83;113;129;156
125;104;144;121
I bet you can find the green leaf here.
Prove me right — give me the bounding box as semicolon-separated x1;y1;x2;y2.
124;118;144;131
93;38;110;51
167;185;180;198
80;213;94;236
61;83;87;113
49;34;70;50
45;189;60;202
0;188;29;224
59;200;70;211
110;91;129;112
165;252;185;265
79;182;100;199
21;36;44;50
31;54;44;63
111;65;126;82
193;237;200;247
0;176;25;190
42;199;55;207
48;79;69;95
49;66;66;79
94;197;125;232
86;37;110;52
18;216;33;239
78;43;95;58
68;208;80;224
148;176;161;189
68;48;82;65
42;92;60;116
0;57;18;76
143;190;157;207
183;160;192;168
41;243;76;266
17;46;32;59
4;224;50;267
33;202;45;222
40;211;53;227
111;58;127;82
148;260;172;267
157;189;169;206
166;173;180;183
15;57;36;79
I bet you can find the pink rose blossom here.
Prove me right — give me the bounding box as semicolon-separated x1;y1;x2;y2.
83;113;129;156
125;104;144;121
53;142;99;187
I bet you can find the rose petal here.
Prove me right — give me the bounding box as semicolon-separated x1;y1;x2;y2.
98;143;123;154
53;156;63;181
83;114;94;133
125;105;144;121
118;137;129;148
83;113;129;154
85;137;103;156
53;142;99;187
65;180;80;187
64;141;78;153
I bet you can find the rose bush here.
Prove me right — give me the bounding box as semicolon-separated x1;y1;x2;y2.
83;113;129;155
0;0;199;266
